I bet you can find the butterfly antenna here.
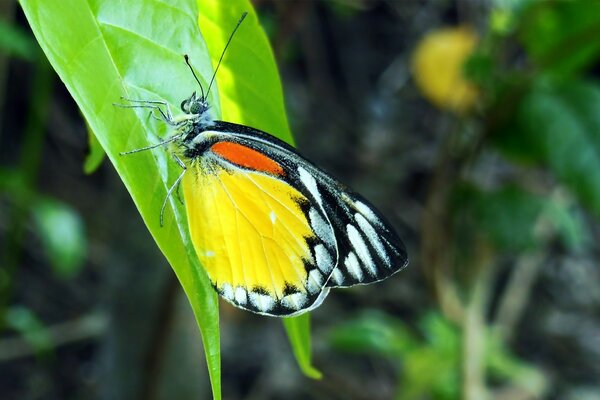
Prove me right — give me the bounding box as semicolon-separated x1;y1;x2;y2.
205;12;248;99
184;54;205;100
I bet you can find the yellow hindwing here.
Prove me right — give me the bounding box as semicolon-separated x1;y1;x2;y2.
183;161;316;301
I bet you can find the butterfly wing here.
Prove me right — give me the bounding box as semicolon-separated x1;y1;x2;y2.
183;126;337;316
184;121;407;316
319;187;408;288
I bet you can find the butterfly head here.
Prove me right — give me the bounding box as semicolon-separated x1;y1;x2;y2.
181;91;210;116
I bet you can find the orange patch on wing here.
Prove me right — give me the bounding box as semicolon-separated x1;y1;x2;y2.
211;141;284;176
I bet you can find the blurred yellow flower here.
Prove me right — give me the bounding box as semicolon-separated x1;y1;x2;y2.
412;26;479;114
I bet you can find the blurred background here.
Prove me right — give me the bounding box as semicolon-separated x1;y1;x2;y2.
2;0;600;399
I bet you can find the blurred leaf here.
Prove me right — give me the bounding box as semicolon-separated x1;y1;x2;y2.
326;0;366;18
32;198;87;278
418;312;459;353
330;312;459;400
454;185;587;252
0;18;37;60
543;196;586;251
490;8;515;36
329;311;415;357
490;0;535;36
519;1;600;77
83;126;105;174
332;310;545;400
454;185;545;251
494;79;600;219
4;306;52;357
0;168;29;201
464;52;494;87
283;314;322;379
398;313;460;400
487;330;547;396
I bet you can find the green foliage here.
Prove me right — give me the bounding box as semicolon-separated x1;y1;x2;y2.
0;18;37;60
414;1;599;396
486;331;547;395
453;185;586;252
283;314;322;379
328;311;415;357
518;1;600;76
494;79;600;220
5;306;52;358
32;198;87;278
20;1;317;398
83;128;106;175
330;312;543;400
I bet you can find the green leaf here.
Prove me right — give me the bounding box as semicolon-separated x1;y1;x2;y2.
83;126;105;175
486;330;547;396
0;18;37;60
519;1;600;77
20;0;223;397
453;185;545;251
283;315;322;379
197;0;319;379
543;196;587;251
32;198;87;278
328;311;415;356
494;79;600;220
5;306;52;357
453;185;587;252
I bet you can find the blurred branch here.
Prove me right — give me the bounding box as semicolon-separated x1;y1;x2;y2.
493;252;544;343
462;243;495;400
0;313;107;362
421;122;471;325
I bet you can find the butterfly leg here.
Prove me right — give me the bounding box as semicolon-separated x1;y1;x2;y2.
119;133;182;155
172;154;186;205
115;98;175;126
160;154;187;226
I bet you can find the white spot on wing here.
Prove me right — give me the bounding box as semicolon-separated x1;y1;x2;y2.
309;208;335;249
221;283;234;301
270;210;277;224
281;292;308;310
332;268;344;285
307;269;324;294
234;287;247;305
347;224;376;276
249;292;275;312
344;252;363;281
203;250;215;257
298;167;322;205
314;244;334;274
355;213;390;266
354;200;383;228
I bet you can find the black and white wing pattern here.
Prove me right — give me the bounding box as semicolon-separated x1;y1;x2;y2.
205;121;408;302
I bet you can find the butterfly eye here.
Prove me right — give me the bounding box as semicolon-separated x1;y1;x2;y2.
181;98;190;112
189;101;203;114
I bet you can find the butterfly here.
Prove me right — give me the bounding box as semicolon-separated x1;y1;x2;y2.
118;13;408;316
